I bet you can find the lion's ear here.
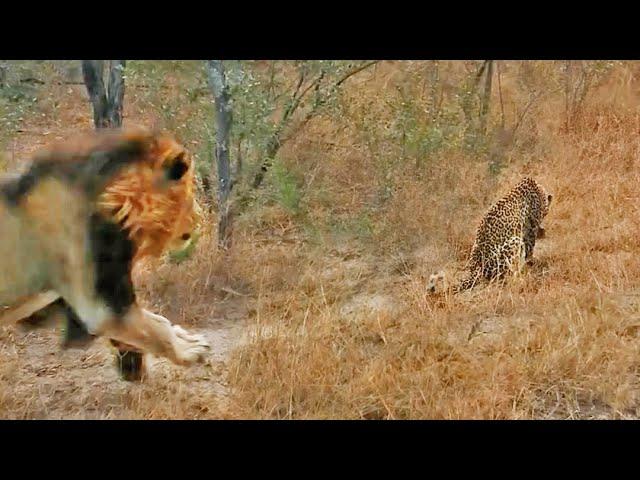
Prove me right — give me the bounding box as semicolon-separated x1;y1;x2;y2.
165;152;189;181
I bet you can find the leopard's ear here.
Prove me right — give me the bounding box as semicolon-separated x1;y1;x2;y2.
427;270;446;294
547;194;553;204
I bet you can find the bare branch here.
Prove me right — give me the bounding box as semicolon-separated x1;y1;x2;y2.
251;61;377;190
335;60;379;87
497;61;506;127
282;69;306;121
291;69;305;101
283;71;325;122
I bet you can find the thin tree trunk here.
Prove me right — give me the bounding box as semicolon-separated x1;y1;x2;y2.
479;60;493;135
462;60;488;130
0;61;7;88
82;60;109;128
206;60;233;249
107;60;126;127
564;60;572;131
81;60;126;129
497;61;505;128
234;134;243;188
427;60;440;123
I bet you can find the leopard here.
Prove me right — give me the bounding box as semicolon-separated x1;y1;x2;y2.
428;176;552;295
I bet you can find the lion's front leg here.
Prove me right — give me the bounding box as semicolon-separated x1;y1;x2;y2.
102;307;210;366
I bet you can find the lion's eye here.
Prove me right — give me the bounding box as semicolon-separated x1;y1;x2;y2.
166;153;189;181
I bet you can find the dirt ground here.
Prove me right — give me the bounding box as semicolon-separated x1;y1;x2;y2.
0;303;246;419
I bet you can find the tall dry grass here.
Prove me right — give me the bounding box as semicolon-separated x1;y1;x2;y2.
222;61;640;419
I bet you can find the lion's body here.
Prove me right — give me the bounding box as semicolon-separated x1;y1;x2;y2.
429;177;552;294
0;177;88;307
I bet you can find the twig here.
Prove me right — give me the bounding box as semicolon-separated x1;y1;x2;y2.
220;286;249;297
513;86;563;136
335;60;379;87
497;61;506;127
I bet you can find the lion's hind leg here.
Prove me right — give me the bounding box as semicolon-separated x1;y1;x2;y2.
1;291;61;326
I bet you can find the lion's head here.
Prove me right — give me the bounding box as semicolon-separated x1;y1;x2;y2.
32;126;201;263
96;128;201;262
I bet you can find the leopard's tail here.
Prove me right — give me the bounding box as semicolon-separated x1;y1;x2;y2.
452;269;483;294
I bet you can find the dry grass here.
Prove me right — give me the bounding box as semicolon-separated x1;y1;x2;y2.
2;61;640;419
225;61;640;419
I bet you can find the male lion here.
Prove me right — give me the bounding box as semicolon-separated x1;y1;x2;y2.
2;127;204;379
0;129;210;369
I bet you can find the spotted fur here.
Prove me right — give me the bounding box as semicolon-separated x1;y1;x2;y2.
429;177;552;294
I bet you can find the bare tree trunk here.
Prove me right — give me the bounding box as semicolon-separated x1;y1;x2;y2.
479;60;493;135
81;60;126;129
82;60;139;380
0;61;7;88
206;60;233;249
107;60;126;127
82;61;109;128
